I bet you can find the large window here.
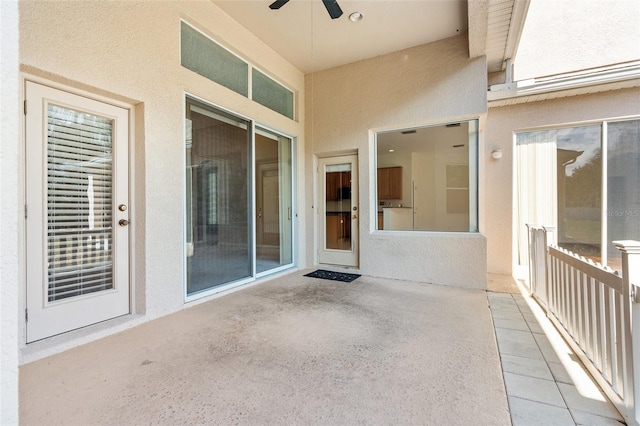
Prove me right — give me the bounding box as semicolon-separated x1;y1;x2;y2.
375;120;479;232
516;118;640;270
185;97;294;297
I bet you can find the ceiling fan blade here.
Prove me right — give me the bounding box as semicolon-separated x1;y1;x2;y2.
322;0;343;19
269;0;290;10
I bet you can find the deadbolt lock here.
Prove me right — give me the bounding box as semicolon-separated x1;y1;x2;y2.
118;204;127;212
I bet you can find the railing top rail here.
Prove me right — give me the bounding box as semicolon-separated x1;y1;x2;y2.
548;244;623;294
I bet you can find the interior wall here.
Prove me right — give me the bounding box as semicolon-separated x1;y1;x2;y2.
485;87;640;274
1;1;19;422
18;0;305;361
305;35;488;288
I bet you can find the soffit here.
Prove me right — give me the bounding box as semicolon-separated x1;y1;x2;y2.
475;0;529;73
212;0;468;74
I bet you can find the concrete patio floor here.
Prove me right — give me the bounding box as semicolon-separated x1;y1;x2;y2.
20;272;511;425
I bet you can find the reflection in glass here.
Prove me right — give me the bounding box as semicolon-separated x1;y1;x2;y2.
607;119;640;270
325;164;352;250
516;119;639;269
47;105;114;301
255;129;293;273
185;98;251;295
555;126;602;260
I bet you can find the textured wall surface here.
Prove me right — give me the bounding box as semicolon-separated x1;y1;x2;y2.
18;0;305;361
485;87;640;274
1;1;19;423
515;0;640;80
306;35;489;288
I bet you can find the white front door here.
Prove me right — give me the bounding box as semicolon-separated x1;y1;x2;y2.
25;81;130;343
317;155;359;267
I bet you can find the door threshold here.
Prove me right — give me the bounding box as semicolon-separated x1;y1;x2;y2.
20;313;144;365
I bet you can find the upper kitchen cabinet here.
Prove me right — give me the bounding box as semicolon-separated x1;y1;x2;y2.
377;166;402;200
326;171;351;201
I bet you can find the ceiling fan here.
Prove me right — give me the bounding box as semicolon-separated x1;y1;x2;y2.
269;0;344;20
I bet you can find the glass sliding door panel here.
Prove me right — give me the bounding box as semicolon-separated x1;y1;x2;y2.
255;128;293;273
325;163;352;250
607;119;640;270
185;98;251;295
555;125;602;261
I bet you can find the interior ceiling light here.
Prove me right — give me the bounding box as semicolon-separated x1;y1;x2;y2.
349;12;363;22
388;149;395;152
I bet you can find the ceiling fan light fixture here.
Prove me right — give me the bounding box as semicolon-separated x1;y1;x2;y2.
349;12;363;22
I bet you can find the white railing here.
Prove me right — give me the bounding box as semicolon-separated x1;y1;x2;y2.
527;226;640;426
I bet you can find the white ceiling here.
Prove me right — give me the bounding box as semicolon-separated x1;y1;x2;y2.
212;0;468;73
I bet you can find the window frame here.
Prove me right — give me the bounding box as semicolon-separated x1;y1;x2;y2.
183;92;297;303
373;118;479;234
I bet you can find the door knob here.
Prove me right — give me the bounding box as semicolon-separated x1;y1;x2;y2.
119;219;129;227
352;215;358;219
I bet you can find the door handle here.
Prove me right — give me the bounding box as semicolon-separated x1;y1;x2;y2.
119;219;129;227
352;215;358;219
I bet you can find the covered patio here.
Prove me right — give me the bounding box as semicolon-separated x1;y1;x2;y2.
20;272;621;425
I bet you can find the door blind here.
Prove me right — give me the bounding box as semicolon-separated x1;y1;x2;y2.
47;105;115;302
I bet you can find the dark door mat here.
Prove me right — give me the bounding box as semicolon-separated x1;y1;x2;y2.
304;269;361;282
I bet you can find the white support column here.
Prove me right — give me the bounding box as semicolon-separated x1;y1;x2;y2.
614;240;640;426
1;1;20;425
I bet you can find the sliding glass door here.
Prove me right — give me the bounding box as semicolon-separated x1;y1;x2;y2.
255;128;293;274
185;97;294;297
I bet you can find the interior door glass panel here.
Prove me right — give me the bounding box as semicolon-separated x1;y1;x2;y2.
47;105;114;301
325;163;352;251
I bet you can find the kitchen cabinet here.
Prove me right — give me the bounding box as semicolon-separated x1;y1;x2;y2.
377;166;402;200
326;171;351;201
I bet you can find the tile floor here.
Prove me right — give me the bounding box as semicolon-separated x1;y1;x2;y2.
488;290;626;426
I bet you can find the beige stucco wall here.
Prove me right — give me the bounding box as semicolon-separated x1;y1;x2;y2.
305;35;489;288
19;0;305;360
485;87;640;274
514;0;640;80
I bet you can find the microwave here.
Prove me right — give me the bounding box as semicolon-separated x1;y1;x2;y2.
338;187;351;199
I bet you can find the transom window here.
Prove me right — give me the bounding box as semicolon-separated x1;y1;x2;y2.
181;22;295;120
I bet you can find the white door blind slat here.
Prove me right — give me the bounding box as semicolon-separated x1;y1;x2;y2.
49;269;113;285
49;282;112;299
47;174;111;186
49;115;112;137
49;272;113;289
48;227;112;235
48;139;112;157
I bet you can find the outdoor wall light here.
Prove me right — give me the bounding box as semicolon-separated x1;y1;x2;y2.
491;149;503;159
